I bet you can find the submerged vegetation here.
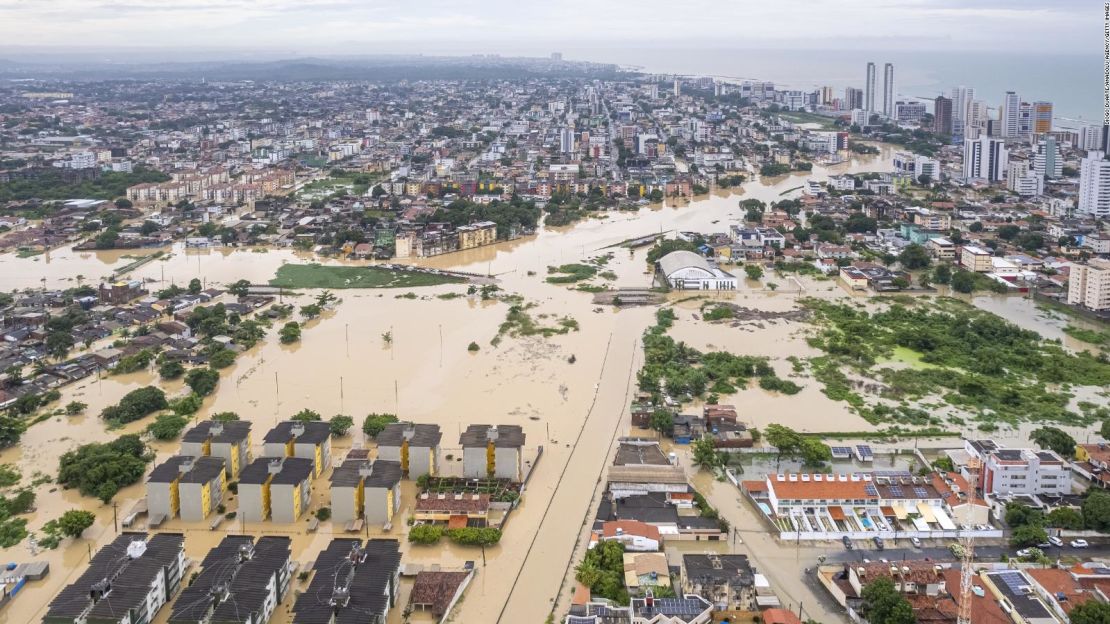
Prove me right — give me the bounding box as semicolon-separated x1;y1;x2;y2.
270;263;465;289
802;297;1110;428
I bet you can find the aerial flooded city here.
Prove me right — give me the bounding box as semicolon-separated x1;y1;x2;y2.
0;3;1108;624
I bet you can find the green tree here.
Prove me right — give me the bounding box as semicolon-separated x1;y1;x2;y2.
208;349;236;369
409;524;444;544
1101;418;1110;441
363;413;398;437
898;244;931;270
860;577;916;624
57;435;152;503
649;409;674;434
299;303;322;319
1029;426;1076;458
228;279;251;298
800;438;832;468
292;408;322;422
932;264;952;285
46;332;75;359
188;278;203;295
950;269;975;293
184;367;220;396
1010;524;1048;547
744;264;764;280
1069;599;1110;624
1083;489;1110;531
146;414;189;441
100;386;168;425
280;322;302;344
158;360;185;380
212;411;240;422
329;415;355;437
1046;507;1084;530
691;435;722;470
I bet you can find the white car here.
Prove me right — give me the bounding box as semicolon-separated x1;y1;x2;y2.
1070;539;1090;549
910;537;922;548
1048;536;1064;547
1016;548;1033;558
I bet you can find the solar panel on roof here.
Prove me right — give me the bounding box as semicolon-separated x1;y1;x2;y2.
864;484;878;496
887;485;904;497
914;487;930;498
831;446;852;458
996;571;1028;593
856;444;873;455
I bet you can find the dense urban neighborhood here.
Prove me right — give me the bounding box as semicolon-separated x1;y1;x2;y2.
0;48;1108;624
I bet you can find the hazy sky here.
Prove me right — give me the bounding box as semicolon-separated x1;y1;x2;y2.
0;0;1100;57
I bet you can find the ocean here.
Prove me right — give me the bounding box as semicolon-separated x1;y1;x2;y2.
574;47;1104;124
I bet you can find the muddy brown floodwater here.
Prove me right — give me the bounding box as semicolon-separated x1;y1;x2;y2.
0;148;924;623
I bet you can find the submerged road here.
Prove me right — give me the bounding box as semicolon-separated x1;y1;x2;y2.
496;321;645;623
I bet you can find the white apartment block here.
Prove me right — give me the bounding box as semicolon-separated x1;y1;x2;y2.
1068;258;1110;312
966;440;1071;497
1078;151;1110;218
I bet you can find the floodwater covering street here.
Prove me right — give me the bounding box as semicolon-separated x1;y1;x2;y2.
1;144;1092;623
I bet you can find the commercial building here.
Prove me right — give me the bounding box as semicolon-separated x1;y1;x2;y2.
951;85;975;141
238;457;314;523
959;245;993;272
1068;259;1110;311
933;96;953;136
45;533;186;624
1078;151;1110;218
179;419;252;478
962;136;1007;182
894;101;926;124
1033;101;1053;134
169;535;292;624
881;63;895;119
844;87;863;111
376;422;442;477
292;539;401;624
330;457;402;526
864;62;876;113
457;220;497;250
460;424;526;481
262;420;331;478
656;250;737;290
1034;136;1063;179
965;440;1072;496
146;456;227;523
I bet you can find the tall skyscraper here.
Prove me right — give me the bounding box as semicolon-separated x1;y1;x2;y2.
1034;137;1062;179
673;78;681;97
951;85;975;140
1001;91;1020;139
559;127;575;154
864;62;876;113
844;87;864;111
933;96;953;136
882;63;895;119
1079;151;1110;218
1033;101;1053;134
963;136;1008;182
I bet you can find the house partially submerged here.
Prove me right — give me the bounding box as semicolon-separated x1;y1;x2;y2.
460;424;526;481
238;457;314;523
376;422;442;477
179;419;252;478
262;420;331;478
330;457;403;526
292;539;402;624
146;456;227;523
408;570;473;623
168;535;292;624
44;532;186;624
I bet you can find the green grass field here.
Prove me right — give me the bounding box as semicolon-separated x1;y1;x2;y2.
270;264;465;289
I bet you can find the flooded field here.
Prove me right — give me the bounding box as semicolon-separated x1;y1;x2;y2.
0;144;1044;623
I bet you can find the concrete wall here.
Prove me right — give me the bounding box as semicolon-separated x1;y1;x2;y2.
411;446;435;477
331;485;358;524
364;485;399;525
179;441;204;457
262;442;287;459
148;482;175;520
239;483;266;522
462;448;487;479
270;483;296;523
179;482;206;522
495;447;520;481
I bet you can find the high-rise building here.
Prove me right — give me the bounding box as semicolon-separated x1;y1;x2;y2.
673;78;681;97
962;136;1008;182
933;96;953;136
844;87;864;111
1079;125;1103;150
1068;258;1110;312
1034;137;1063;179
1033;101;1053;134
1078;151;1110;218
951;85;975;140
1007;159;1043;196
1018;101;1034;142
864;62;876;113
820;86;834;106
1001;91;1020;139
882;63;895;119
559;127;575;154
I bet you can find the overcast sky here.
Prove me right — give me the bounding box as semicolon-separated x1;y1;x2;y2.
0;0;1100;58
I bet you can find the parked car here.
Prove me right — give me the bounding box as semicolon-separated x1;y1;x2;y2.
873;537;885;551
910;537;922;548
1070;539;1090;549
1048;536;1064;547
1016;548;1033;558
842;536;854;550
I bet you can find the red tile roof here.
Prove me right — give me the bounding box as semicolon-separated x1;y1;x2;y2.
601;520;661;543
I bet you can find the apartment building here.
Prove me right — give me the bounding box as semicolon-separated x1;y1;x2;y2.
169;535;292;624
239;457;314;523
1067;258;1110;311
262;420;331;478
376;422;442;477
966;440;1072;496
146;456;227;522
959;245;993;272
460;424;526;481
330;457;402;526
179;419;252;479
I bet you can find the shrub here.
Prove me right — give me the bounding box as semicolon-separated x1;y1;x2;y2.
146;414;189;440
185;367;220;396
158;360;185;380
58;435;152;502
292;408;322;422
329;415;354;437
363;413;398;438
408;524;444;544
100;387;168;425
446;527;502;546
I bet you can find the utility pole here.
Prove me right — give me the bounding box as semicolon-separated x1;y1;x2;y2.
112;502;118;534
